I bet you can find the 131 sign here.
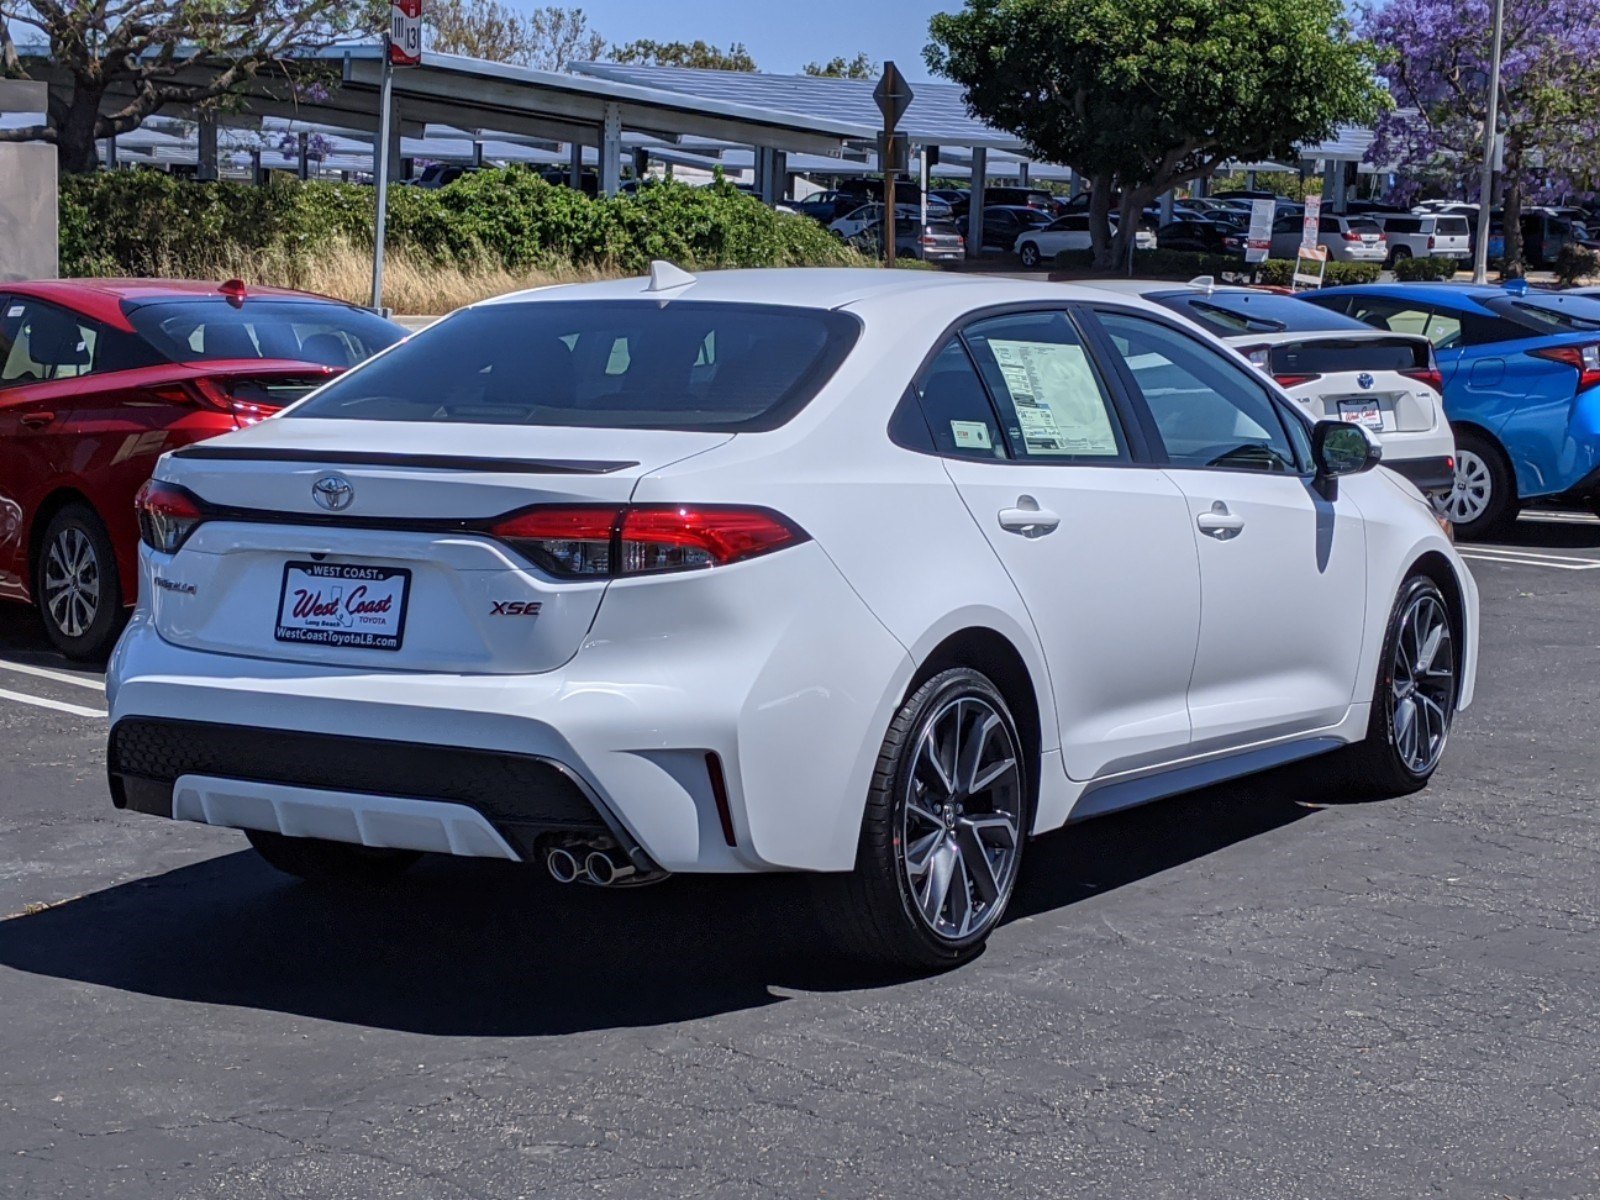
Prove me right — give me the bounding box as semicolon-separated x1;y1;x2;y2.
390;0;423;66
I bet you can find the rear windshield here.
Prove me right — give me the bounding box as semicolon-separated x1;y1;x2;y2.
1483;294;1600;333
127;299;403;367
290;300;862;432
1152;291;1369;336
1435;218;1470;235
1268;337;1431;376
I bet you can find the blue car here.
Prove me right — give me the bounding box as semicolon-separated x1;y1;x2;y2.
1303;282;1600;537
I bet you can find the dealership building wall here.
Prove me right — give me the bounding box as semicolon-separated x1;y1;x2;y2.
0;81;57;282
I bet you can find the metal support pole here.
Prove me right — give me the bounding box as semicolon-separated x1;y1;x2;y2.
370;40;395;311
1018;161;1030;187
568;139;584;190
103;133;117;170
472;139;484;168
297;131;310;181
967;146;987;258
599;102;622;197
919;146;929;229
1473;0;1506;285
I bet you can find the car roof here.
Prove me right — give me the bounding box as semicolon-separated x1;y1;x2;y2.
2;278;347;330
485;266;1173;321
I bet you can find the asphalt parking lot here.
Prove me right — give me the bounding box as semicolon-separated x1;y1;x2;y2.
1;513;1598;1199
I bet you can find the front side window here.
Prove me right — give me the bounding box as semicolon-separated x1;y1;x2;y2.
290;300;861;432
0;299;104;386
962;311;1128;462
1094;310;1299;474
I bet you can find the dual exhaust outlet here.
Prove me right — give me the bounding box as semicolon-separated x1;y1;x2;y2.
545;841;639;887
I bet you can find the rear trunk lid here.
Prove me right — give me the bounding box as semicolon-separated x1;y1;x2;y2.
150;418;731;674
1248;335;1440;432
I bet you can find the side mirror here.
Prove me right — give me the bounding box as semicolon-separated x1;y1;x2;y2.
1312;419;1382;481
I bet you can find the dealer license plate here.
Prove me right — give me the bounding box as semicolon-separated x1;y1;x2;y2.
1337;399;1384;431
275;562;411;651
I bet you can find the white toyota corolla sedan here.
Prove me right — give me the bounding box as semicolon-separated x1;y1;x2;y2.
107;266;1478;969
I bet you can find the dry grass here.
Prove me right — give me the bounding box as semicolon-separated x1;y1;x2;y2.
132;240;623;315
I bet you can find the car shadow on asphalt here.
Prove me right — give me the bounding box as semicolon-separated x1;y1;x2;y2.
1502;512;1600;549
0;764;1340;1036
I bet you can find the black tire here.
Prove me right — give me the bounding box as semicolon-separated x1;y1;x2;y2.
813;667;1030;971
1389;245;1412;267
246;829;421;885
1019;242;1041;269
1335;575;1460;799
1446;429;1518;540
33;503;125;661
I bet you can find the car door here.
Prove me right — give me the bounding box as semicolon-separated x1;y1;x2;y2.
915;310;1203;781
1088;307;1369;752
0;294;27;596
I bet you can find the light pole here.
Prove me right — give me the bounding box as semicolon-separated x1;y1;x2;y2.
1472;0;1506;285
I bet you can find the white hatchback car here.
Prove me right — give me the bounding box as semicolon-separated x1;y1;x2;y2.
108;268;1478;970
1014;215;1156;268
1089;281;1457;501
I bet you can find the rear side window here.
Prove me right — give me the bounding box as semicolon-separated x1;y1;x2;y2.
1436;218;1470;236
127;300;402;367
291;300;861;432
0;298;159;386
1385;217;1421;234
962;310;1127;462
908;340;1008;459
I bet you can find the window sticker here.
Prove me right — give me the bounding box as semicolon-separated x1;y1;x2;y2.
988;339;1118;456
950;420;993;450
5;307;22;319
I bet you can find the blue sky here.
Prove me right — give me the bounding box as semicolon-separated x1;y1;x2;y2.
568;0;951;78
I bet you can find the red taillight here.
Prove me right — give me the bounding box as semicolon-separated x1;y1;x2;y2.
1427;234;1437;250
1342;230;1361;241
488;505;807;578
1529;343;1600;393
1273;373;1321;388
135;480;207;553
146;378;285;426
1403;367;1445;393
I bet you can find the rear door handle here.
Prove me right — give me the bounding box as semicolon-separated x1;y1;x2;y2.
1196;502;1245;540
998;499;1061;537
19;412;55;429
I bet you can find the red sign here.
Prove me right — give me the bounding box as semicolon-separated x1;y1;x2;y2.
389;0;422;66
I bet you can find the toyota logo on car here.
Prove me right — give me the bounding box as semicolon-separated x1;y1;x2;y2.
311;474;354;511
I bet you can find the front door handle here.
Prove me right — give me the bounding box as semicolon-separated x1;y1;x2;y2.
19;411;55;429
998;497;1061;538
1196;502;1245;540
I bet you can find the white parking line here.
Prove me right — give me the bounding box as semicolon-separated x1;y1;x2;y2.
0;660;105;691
0;686;107;719
1459;546;1600;571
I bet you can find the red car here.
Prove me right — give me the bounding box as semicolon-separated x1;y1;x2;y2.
0;279;404;658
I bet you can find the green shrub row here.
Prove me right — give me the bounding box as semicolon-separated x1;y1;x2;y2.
1392;255;1464;281
1052;248;1382;286
59;168;864;277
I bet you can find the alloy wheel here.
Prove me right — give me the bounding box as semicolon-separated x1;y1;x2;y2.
41;526;100;640
1390;589;1456;775
900;695;1023;942
1446;449;1493;525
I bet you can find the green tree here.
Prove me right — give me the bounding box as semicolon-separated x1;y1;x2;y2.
804;53;876;79
0;0;376;174
928;0;1386;268
609;39;757;71
427;1;604;70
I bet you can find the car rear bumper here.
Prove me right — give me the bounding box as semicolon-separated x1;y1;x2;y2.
106;541;912;875
1385;453;1456;493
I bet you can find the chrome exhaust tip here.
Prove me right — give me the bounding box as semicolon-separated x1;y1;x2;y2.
546;846;580;884
584;850;636;887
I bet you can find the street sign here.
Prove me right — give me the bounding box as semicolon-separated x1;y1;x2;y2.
874;62;914;131
390;0;423;66
1301;194;1322;254
1246;198;1274;264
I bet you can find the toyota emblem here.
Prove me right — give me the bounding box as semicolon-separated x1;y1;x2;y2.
1357;373;1375;390
311;474;354;512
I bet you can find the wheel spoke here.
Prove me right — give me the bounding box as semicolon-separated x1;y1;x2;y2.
904;829;942;879
946;850;973;936
918;726;957;797
957;710;1000;795
1394;696;1418;761
955;819;1004;904
919;838;958;926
